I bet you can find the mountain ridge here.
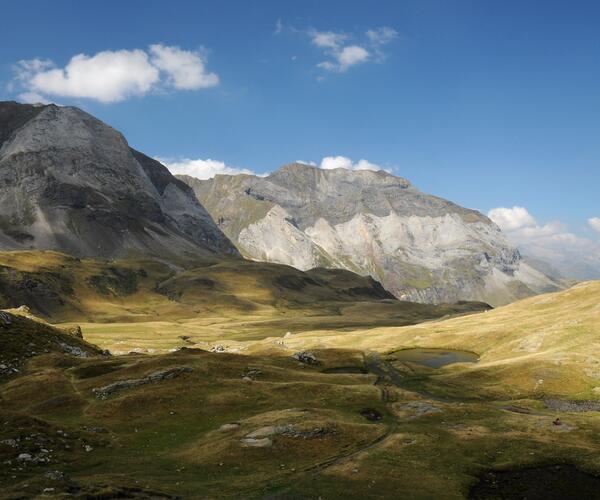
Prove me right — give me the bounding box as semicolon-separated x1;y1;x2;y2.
180;163;562;306
0;101;238;259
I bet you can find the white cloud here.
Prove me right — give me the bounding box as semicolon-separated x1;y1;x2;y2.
319;156;383;172
588;217;600;234
488;206;588;246
488;206;536;231
11;44;218;104
161;155;389;181
149;44;218;90
311;31;347;49
488;206;600;279
275;19;284;35
366;27;398;45
17;92;52;104
337;46;370;71
159;158;255;180
309;26;396;73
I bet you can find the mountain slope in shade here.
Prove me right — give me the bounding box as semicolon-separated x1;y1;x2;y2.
180;163;562;306
0;101;238;259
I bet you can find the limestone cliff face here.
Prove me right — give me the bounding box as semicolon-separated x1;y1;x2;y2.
181;164;561;306
0;101;238;259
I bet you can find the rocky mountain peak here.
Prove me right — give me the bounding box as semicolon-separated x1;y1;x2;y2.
268;162;411;190
181;164;562;306
0;101;238;259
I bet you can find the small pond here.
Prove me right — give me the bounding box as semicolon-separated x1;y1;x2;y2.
392;348;479;368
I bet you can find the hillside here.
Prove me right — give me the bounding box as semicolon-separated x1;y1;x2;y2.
2;282;600;499
181;164;562;306
0;308;105;379
269;281;600;399
0;101;237;259
0;250;490;353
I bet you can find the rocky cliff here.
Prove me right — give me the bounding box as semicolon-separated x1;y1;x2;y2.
181;163;562;305
0;101;238;259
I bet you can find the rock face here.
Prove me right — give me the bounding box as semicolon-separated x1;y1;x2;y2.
181;163;561;306
0;101;238;259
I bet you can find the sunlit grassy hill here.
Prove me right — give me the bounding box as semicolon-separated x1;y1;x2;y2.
0;250;489;352
275;281;600;399
2;282;600;499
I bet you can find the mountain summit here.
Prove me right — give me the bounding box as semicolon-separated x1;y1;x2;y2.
181;163;561;305
0;101;238;258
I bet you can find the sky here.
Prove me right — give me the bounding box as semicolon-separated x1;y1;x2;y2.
1;0;600;268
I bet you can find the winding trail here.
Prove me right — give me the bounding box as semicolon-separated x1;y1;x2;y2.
300;352;402;475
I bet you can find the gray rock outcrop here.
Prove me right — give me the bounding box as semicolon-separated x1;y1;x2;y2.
181;163;562;305
0;101;238;259
92;366;192;399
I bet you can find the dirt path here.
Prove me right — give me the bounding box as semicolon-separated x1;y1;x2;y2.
301;352;401;474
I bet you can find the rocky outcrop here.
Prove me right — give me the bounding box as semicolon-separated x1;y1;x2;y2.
0;310;106;377
0;101;238;259
92;366;193;399
181;163;562;306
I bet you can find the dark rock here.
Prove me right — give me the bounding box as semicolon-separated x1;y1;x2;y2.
293;351;318;365
360;408;383;421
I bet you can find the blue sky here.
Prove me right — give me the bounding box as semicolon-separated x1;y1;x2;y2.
1;0;600;252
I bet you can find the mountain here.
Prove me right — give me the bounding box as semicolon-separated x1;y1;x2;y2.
0;101;238;259
180;163;562;306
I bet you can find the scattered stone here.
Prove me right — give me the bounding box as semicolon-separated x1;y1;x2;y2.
240;437;273;448
241;376;252;383
501;405;533;415
544;399;600;413
241;368;262;380
44;470;67;481
279;425;336;439
92;366;193;399
59;343;89;358
84;445;93;452
83;426;108;434
219;423;241;432
246;426;278;439
293;351;318;365
17;453;32;461
68;326;83;338
398;401;442;418
0;311;13;326
360;408;383;421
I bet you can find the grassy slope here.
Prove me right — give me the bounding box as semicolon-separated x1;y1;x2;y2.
0;310;105;375
273;281;600;399
1;283;600;498
0;251;489;353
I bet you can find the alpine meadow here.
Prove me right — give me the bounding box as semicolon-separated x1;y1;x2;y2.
1;2;600;499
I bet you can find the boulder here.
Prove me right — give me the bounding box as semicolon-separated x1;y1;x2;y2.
293;351;318;365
